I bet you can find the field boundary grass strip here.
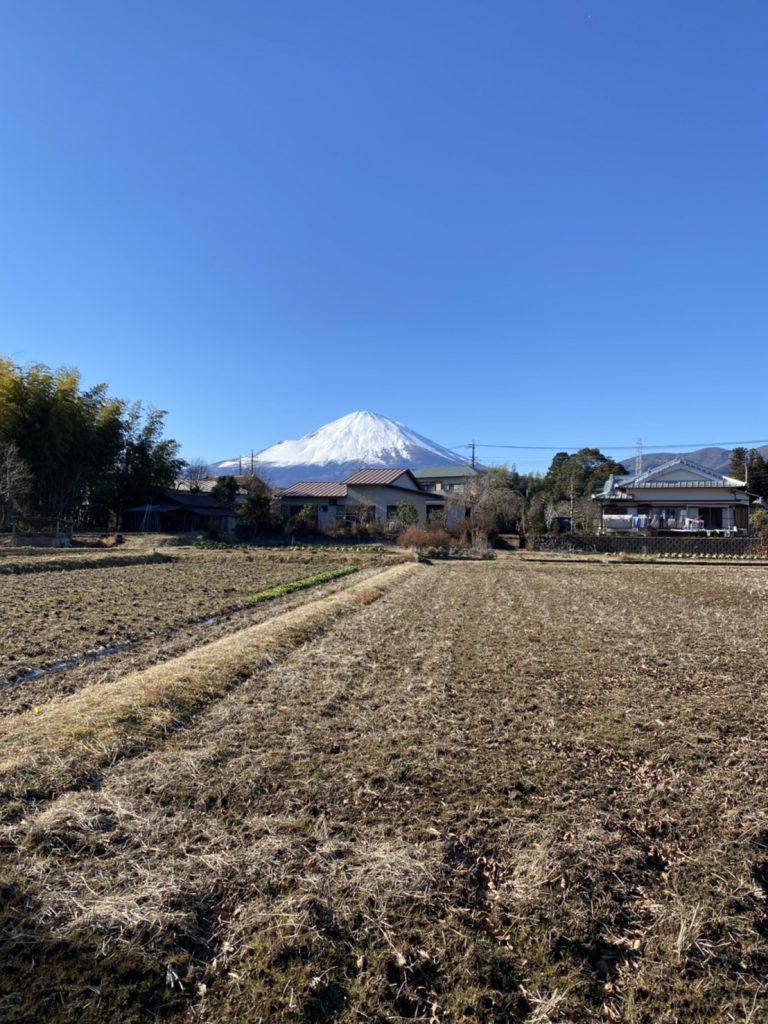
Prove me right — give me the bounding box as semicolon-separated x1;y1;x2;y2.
0;561;421;803
0;551;176;575
245;565;359;603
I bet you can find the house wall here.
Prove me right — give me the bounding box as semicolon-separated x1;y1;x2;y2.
389;473;420;492
414;473;476;494
281;497;340;530
626;486;749;505
346;485;440;524
280;486;444;528
599;486;748;534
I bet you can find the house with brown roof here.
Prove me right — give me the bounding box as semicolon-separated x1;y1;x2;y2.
279;468;444;529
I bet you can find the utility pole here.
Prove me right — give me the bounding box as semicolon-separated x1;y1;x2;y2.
250;450;254;475
470;440;476;469
635;437;643;477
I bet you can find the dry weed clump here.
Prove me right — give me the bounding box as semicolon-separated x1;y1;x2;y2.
350;588;382;605
397;525;452;550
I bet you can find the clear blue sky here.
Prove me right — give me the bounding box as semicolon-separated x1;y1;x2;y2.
1;1;766;473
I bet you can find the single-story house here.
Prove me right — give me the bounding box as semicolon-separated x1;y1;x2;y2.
593;458;752;535
121;490;237;533
412;464;482;494
279;468;445;529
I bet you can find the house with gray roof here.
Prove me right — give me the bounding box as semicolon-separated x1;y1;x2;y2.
412;464;481;494
593;458;751;534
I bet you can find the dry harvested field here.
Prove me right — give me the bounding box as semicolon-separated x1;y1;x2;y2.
2;555;768;1023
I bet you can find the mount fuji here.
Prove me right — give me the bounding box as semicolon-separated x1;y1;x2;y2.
210;411;470;487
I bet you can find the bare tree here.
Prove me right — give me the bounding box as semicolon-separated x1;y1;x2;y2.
181;459;209;493
0;442;32;528
450;468;525;542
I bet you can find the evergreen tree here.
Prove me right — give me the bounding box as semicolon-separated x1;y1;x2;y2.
543;448;625;501
729;447;748;481
211;476;238;506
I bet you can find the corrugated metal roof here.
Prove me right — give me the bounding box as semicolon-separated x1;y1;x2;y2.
160;490;235;512
345;468;412;486
279;482;348;498
121;504;178;514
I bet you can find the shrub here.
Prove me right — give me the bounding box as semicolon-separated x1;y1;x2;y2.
397;526;452;550
748;509;768;557
286;506;320;537
395;502;418;528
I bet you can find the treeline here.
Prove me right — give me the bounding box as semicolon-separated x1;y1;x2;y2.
729;447;768;499
458;448;626;537
466;444;768;538
0;359;185;528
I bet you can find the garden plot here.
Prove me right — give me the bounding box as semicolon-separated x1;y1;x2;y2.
2;556;768;1023
0;548;381;683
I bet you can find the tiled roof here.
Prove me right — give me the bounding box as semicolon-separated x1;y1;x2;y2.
345;468;412;486
595;458;747;499
279;481;348;498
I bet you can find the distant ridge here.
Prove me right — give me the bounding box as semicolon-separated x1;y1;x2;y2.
210;411;470;487
620;444;768;476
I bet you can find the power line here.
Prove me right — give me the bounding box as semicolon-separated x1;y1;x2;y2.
449;438;768;452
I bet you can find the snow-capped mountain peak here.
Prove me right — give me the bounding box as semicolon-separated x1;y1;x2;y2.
211;411;469;485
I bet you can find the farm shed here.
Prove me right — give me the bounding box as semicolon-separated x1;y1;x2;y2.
11;516;73;547
594;458;752;535
121;491;236;533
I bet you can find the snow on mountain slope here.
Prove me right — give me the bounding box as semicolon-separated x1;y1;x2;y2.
211;411;469;485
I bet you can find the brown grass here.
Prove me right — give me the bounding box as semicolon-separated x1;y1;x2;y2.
2;556;768;1022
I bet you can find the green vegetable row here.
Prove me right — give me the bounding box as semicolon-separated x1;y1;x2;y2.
246;566;360;604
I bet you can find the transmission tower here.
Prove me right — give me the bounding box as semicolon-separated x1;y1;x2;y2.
635;438;643;477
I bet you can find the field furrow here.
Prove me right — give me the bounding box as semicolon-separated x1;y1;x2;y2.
0;549;383;682
2;555;768;1023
